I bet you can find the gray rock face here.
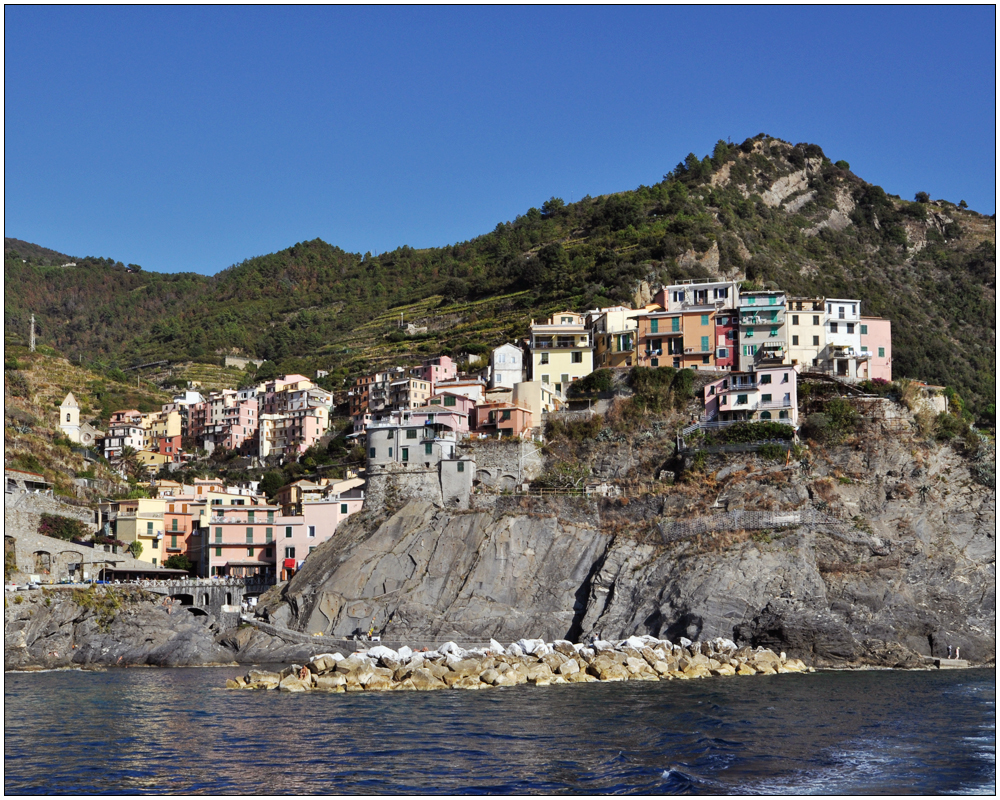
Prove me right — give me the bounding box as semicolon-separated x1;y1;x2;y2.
4;589;235;670
259;439;995;668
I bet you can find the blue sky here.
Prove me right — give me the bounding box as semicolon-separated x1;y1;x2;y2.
5;6;995;275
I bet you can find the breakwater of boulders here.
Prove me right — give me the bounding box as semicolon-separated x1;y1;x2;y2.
226;635;812;693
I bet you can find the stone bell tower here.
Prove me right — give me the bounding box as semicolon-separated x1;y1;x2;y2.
60;392;81;443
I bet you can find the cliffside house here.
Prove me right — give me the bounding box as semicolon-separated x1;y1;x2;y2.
529;312;594;396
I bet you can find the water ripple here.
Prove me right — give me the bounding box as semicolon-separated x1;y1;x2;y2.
4;667;995;795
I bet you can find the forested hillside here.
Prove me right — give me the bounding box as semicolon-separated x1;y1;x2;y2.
5;134;995;421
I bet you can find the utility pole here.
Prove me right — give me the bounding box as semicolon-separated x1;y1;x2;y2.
29;314;36;352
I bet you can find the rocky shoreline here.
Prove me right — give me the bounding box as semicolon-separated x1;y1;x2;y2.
226;635;813;693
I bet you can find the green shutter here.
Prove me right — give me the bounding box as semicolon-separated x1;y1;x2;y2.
650;319;658;333
701;336;709;352
701;314;709;325
671;318;680;332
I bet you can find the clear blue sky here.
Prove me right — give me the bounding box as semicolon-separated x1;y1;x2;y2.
5;6;995;275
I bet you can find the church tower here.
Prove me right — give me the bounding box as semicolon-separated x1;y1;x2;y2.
60;392;81;443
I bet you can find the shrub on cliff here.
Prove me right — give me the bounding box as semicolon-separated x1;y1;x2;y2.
38;513;90;542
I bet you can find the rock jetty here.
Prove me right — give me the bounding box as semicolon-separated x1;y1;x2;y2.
226;635;812;693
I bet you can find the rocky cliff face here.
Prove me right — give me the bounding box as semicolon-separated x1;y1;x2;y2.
4;588;235;669
259;433;995;667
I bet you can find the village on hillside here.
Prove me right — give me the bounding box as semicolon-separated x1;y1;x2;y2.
22;277;903;589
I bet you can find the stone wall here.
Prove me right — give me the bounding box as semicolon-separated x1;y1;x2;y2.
4;489;98;528
3;523;147;582
459;439;543;490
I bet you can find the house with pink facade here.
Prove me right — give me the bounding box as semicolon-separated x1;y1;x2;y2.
472;401;534;438
860;317;892;381
411;356;457;394
282;480;366;580
703;365;798;426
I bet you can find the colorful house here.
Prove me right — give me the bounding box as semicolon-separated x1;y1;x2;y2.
529;312;594;395
703;365;798;426
860;317;892;381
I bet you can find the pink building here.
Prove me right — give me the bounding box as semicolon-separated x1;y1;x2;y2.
860;317;892;381
218;400;258;451
202;498;296;580
282;486;365;581
473;401;534;438
424;391;476;431
703;365;798;426
411;356;457;394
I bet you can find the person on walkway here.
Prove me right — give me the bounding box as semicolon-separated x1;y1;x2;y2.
947;645;953;658
955;646;960;659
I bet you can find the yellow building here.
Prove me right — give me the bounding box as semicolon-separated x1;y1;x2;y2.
590;306;641;368
787;297;826;370
113;497;167;566
529;312;594;395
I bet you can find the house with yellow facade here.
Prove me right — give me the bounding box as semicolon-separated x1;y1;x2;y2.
529;312;594;395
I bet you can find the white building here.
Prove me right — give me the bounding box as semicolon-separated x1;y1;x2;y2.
490;343;525;389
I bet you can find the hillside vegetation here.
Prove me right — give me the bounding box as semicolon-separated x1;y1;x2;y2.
5;134;995;421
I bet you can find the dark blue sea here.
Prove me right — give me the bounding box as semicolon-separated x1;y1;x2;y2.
4;666;995;794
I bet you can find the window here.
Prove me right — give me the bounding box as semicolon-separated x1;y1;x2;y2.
267;511;274;523
171;534;177;548
571;351;583;364
172;518;178;531
878;347;885;357
861;345;869;353
770;328;778;337
650;319;659;333
760;411;772;420
701;314;709;326
860;324;868;335
406;429;417;440
151;538;159;549
813;315;820;326
792;335;799;346
266;528;272;543
444;395;456;407
702;355;710;365
285;547;295;559
215;547;222;557
760;374;772;384
456;462;464;473
650;358;659;367
247;511;254;523
402;447;409;462
246;528;253;544
720;395;727;406
779;410;789;419
792;315;799;325
501;410;511;421
308;526;315;538
541;374;550;384
830;322;838;333
737;394;748;405
285;526;293;538
340;503;348;515
748;297;756;304
215;528;222;544
672;358;681;369
745;328;754;337
769;297;777;305
671;318;680;332
247;547;254;557
812;336;820;346
388;447;392;457
540;352;549;364
386;430;393;439
152;558;157;566
846;323;855;334
424;442;433;455
147;521;154;533
369;447;376;458
762;394;772;403
717;348;728;358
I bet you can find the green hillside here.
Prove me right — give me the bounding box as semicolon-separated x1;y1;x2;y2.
4;134;995;421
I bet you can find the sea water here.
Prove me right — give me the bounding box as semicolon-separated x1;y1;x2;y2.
4;666;995;794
